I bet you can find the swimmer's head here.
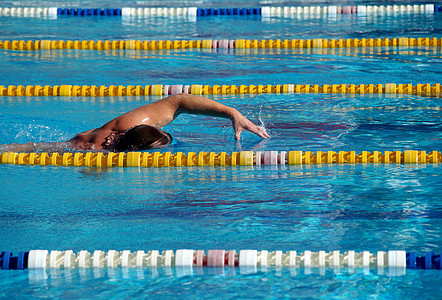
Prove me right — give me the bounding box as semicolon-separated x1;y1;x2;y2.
104;125;173;151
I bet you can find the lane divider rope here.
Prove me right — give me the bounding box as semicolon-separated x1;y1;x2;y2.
1;151;440;168
0;250;440;270
0;4;439;18
261;4;438;16
0;83;440;97
1;37;441;51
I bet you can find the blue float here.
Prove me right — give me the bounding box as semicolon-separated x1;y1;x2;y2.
406;252;416;269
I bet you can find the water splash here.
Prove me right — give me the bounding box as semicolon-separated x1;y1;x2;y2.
12;124;67;144
256;102;279;139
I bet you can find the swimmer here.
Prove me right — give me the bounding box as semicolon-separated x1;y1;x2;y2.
1;94;270;153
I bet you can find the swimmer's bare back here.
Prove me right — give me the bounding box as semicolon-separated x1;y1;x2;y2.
69;94;270;150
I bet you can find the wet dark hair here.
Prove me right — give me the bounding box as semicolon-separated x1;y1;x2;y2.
104;125;173;152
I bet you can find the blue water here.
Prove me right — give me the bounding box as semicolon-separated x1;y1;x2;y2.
0;268;441;299
1;163;441;253
1;0;442;298
1;47;442;86
1;12;441;40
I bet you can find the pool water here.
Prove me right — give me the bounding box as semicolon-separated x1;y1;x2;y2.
0;268;441;299
1;0;441;298
1;2;441;41
1;162;441;253
1;47;442;86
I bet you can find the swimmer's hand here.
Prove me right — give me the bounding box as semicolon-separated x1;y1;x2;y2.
231;111;270;140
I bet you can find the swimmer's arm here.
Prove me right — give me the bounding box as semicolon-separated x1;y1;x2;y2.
169;94;270;140
107;94;269;140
